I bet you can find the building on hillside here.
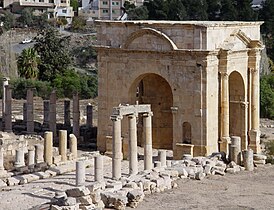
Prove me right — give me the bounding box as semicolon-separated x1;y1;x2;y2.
79;0;142;20
1;0;74;24
96;21;264;158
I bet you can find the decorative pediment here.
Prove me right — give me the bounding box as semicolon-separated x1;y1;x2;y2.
122;28;178;51
220;29;263;51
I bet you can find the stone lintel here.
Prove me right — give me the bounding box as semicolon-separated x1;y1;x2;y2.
112;104;151;117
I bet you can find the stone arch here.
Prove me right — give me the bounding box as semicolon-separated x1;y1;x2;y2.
229;71;246;148
123;28;178;50
128;73;173;149
182;122;191;144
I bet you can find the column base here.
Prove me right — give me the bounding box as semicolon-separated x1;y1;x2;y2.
249;129;261;154
219;136;231;155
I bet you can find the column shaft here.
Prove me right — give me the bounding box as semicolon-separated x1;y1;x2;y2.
69;134;78;159
26;88;34;133
144;112;153;170
44;131;53;165
73;93;80;138
112;116;122;180
49;91;57;139
43;100;50;128
28;149;35;166
64;100;71;127
59;130;67;161
5;85;12;132
86;104;93;127
94;155;104;182
35;144;44;163
128;114;138;175
220;72;230;153
76;161;85;186
2;77;9;130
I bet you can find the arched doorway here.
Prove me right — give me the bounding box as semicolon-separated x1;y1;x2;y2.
229;71;246;148
129;73;173;149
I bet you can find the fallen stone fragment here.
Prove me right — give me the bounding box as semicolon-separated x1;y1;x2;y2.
101;191;128;210
86;181;105;192
66;186;90;197
76;195;93;205
127;189;145;208
0;179;7;187
195;172;205;180
253;154;267;161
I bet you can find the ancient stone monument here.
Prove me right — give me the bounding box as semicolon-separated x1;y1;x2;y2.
96;21;263;158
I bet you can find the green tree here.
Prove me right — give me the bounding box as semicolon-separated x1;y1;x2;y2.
219;0;238;20
70;16;86;31
34;28;72;82
182;0;208;20
1;11;16;30
167;0;187;20
206;0;221;20
127;6;149;20
20;8;35;27
70;0;79;11
235;0;256;21
17;48;40;80
260;74;274;119
144;0;168;20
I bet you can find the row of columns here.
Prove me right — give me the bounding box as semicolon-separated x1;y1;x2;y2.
1;83;94;137
111;112;153;180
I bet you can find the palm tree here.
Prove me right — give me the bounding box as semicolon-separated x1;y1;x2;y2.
17;47;40;79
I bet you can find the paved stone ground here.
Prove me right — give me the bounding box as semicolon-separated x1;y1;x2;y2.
130;164;274;210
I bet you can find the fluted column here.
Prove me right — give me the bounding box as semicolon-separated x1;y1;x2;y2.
111;115;122;180
128;114;138;175
143;112;153;170
220;72;230;154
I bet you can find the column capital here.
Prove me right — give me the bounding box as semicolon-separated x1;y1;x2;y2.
219;72;229;79
249;68;258;74
143;112;153;117
127;113;138;118
110;115;123;121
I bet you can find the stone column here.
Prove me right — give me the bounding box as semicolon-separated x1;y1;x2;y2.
43;100;50;128
111;115;122;180
59;130;67;162
49;91;57;139
143;112;153;170
0;148;6;172
4;85;12;132
158;150;167;167
86;104;93;128
76;160;85;186
94;155;104;182
14;149;25;167
229;136;241;165
69;134;77;159
28;148;35;166
73;93;80;138
128;114;138;175
249;68;261;153
2;77;9;129
34;144;44;163
220;72;231;154
44;131;53;165
64;100;71;127
242;149;254;171
26;88;34;133
23;102;27;123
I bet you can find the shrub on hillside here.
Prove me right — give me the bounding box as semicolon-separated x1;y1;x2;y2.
11;78;52;99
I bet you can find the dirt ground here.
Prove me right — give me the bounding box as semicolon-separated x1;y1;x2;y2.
132;164;274;210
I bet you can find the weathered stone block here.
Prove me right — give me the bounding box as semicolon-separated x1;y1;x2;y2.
66;186;90;197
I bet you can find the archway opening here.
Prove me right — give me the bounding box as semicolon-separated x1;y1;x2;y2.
129;73;173;149
229;71;245;143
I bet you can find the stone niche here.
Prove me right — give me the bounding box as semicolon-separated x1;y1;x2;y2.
95;20;263;158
